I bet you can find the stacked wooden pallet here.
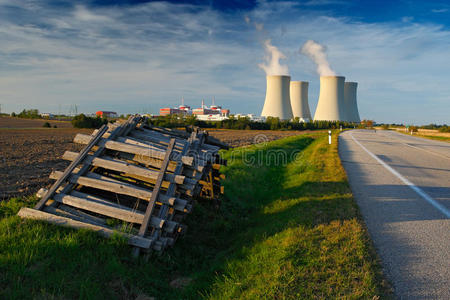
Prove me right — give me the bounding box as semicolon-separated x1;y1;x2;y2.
17;115;227;255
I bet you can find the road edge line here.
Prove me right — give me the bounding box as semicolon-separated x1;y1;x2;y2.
349;131;450;218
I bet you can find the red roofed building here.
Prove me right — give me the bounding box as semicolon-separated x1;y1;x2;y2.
96;111;118;118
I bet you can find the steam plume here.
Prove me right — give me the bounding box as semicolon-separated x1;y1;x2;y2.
258;39;289;76
301;40;336;76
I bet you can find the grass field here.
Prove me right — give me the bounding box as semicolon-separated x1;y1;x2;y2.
409;134;450;142
0;131;391;299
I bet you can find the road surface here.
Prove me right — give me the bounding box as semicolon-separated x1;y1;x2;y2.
339;129;450;299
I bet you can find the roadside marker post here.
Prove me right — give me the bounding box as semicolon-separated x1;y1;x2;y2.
328;130;332;145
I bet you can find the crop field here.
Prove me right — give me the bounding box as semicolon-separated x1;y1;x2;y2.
390;127;450;142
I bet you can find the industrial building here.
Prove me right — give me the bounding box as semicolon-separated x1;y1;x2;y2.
290;81;311;122
96;111;118;118
343;82;361;123
159;105;191;116
261;75;293;120
159;99;230;121
313;76;346;121
260;72;361;123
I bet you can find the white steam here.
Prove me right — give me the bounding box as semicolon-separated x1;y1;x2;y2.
258;39;289;76
301;40;336;76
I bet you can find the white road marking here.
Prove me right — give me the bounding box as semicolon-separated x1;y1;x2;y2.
384;131;450;160
350;132;450;218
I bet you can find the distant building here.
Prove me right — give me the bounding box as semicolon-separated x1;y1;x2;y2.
159;105;191;116
192;100;230;118
159;99;231;120
235;114;265;122
96;111;118;118
40;113;54;118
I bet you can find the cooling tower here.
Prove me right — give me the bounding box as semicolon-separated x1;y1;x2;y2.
261;75;293;120
313;76;345;121
344;82;361;123
290;81;311;122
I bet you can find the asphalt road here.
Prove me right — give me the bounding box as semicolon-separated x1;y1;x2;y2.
339;129;450;299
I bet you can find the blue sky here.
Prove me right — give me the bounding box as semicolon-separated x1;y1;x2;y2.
0;0;449;124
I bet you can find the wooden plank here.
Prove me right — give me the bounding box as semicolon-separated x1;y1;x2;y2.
17;207;152;248
133;138;176;256
56;116;140;208
49;171;189;212
34;124;108;210
157;131;194;222
112;151;205;175
44;206;106;226
136;128;219;153
138;138;175;237
62;151;187;185
74;134;195;166
70;191;181;233
53;193;163;226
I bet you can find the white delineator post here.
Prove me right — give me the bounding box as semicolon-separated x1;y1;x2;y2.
328;130;332;144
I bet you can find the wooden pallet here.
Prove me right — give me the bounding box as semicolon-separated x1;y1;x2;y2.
17;116;227;254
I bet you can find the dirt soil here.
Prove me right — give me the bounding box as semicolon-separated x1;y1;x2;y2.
0;116;73;128
0;128;91;199
1;116;315;199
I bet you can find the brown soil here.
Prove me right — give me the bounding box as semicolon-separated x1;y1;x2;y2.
0;128;91;199
0;116;73;128
0;118;314;199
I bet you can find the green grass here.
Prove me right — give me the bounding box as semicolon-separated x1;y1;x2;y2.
0;131;391;299
415;135;450;142
396;130;450;142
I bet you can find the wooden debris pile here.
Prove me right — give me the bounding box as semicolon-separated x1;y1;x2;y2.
17;115;228;255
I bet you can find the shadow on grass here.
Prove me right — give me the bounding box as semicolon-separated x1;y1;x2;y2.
172;134;371;298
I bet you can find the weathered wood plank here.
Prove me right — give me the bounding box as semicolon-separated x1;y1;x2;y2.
53;193;164;227
56;116;141;208
135;128;220;153
17;207;153;248
74;134;195;166
55;191;179;233
49;171;189;212
34;124;108;210
62;151;187;185
138;138;175;237
44;206;106;226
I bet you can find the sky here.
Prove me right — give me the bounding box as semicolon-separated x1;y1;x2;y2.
0;0;449;125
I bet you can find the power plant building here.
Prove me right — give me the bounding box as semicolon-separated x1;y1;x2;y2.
261;75;293;120
343;82;361;123
290;81;311;121
313;76;346;121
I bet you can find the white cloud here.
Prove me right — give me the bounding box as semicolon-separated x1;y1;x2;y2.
431;8;448;13
74;5;112;22
0;1;448;124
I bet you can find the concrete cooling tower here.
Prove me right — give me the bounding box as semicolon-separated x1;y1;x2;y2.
261;75;293;120
313;76;345;121
290;81;311;122
343;82;361;123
